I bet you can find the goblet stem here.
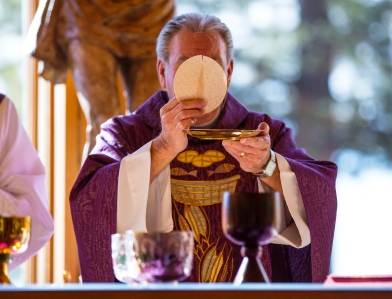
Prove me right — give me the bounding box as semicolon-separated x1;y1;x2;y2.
0;253;11;285
234;246;269;284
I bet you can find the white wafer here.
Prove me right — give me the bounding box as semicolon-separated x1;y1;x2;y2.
173;55;227;113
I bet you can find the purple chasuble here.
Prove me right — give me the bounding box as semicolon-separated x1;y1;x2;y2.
70;91;337;283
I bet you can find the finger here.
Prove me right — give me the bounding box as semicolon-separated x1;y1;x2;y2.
178;98;207;109
257;122;270;135
227;147;246;162
175;117;196;131
240;122;270;150
222;141;269;175
240;135;270;152
161;98;206;123
222;140;258;155
170;98;207;115
160;97;181;117
222;141;254;161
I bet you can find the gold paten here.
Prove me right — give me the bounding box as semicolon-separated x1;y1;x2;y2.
185;129;263;140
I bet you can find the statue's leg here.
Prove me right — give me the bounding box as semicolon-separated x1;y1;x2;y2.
67;40;123;161
119;57;162;113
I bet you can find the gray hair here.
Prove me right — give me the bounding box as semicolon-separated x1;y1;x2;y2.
156;13;234;64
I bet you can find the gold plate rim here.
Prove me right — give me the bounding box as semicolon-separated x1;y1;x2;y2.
184;129;263;140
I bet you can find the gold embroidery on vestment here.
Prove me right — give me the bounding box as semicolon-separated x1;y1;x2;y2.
207;163;235;176
184;205;208;243
171;175;240;206
177;150;225;167
218;246;234;282
202;243;225;282
172;149;240;282
170;167;198;177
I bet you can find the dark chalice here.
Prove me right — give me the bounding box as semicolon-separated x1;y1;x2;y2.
222;191;282;284
0;215;31;285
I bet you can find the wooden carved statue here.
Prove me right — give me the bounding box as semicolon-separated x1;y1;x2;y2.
26;0;175;160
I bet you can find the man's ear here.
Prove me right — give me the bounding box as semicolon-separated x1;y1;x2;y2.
226;59;234;88
157;59;166;89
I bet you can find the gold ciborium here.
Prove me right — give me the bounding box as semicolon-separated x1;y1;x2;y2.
0;215;31;285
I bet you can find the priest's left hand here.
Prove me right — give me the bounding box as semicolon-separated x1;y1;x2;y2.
222;122;271;174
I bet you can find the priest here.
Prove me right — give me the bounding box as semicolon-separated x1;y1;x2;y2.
70;13;337;283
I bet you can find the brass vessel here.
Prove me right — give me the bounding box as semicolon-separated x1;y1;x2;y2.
0;215;31;285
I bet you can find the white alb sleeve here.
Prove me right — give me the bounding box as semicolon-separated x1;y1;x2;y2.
117;141;173;234
259;153;310;248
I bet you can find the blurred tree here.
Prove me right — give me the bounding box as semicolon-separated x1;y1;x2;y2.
298;0;392;165
295;0;336;159
178;0;392;168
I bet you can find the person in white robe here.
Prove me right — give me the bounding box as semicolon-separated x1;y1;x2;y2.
0;94;54;271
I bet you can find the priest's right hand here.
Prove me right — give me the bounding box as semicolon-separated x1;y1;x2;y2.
157;96;206;155
150;97;206;182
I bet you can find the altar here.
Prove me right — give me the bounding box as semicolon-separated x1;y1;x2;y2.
1;283;392;299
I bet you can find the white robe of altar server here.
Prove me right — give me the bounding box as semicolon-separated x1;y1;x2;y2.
0;95;54;270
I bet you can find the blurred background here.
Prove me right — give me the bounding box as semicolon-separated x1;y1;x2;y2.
1;0;391;283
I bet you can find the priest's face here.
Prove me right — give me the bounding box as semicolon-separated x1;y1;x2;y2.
157;29;234;125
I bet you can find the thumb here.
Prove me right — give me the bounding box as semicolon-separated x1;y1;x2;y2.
258;122;270;135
